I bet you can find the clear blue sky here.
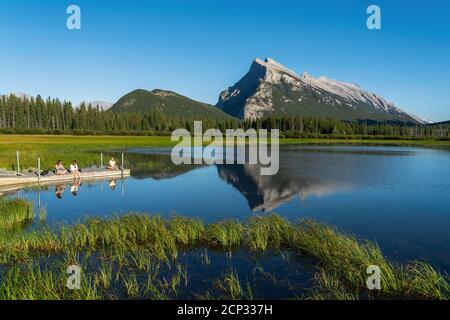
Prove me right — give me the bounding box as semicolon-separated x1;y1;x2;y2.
0;0;449;121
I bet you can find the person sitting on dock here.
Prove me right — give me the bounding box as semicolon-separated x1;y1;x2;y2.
69;160;81;179
55;160;67;175
106;157;119;170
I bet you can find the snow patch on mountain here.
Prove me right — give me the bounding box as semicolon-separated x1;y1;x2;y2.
77;101;114;111
6;92;32;100
255;57;300;81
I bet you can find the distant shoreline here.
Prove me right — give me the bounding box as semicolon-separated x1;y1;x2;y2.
1;134;449;172
1;134;449;146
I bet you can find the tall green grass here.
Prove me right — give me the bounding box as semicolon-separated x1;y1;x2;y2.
0;198;34;231
0;198;448;300
214;267;253;300
0;135;175;170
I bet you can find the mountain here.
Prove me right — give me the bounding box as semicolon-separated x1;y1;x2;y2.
4;94;114;112
427;120;450;126
425;120;450;128
3;92;32;100
111;89;232;120
217;58;427;124
77;100;114;111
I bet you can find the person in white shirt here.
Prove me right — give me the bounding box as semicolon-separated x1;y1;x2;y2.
106;157;119;170
69;160;81;179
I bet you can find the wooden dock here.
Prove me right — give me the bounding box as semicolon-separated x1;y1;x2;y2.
0;168;130;195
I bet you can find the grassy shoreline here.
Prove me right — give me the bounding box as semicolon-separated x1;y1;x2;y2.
1;134;449;171
0;199;448;300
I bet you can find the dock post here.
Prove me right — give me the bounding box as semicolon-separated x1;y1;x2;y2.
38;157;41;184
121;153;124;178
16;150;20;175
101;153;103;168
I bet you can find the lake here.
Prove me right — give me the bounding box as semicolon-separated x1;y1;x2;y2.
10;145;450;273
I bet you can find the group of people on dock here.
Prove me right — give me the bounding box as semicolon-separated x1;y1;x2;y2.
55;160;80;178
54;157;120;179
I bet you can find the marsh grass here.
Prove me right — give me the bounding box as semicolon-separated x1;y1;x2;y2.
205;219;243;250
0;198;448;300
0;198;34;232
290;219;450;299
245;214;293;251
401;262;450;300
309;269;359;300
0;135;175;171
214;267;253;300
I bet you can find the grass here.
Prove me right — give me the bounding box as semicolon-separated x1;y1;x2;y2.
0;135;175;171
0;198;448;300
309;269;359;300
214;267;253;300
205;220;243;250
0;198;34;231
1;134;449;171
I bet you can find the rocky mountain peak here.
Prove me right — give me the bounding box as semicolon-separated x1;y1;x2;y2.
217;57;427;124
252;57;299;80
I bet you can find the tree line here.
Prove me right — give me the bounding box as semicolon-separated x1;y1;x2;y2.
242;116;449;139
0;94;448;139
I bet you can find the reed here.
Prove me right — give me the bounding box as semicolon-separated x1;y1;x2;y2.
0;198;448;300
205;219;243;250
0;198;34;231
214;267;248;300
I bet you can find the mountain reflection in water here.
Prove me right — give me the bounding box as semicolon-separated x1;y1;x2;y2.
126;146;355;212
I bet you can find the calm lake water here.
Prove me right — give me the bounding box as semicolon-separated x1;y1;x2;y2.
10;145;450;272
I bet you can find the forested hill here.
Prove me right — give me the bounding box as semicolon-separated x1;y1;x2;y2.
111;89;232;120
0;93;238;133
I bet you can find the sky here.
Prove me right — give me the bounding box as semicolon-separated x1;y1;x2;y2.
0;0;449;121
